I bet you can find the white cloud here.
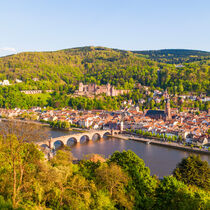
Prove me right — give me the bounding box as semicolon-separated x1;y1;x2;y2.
0;47;17;53
0;47;17;57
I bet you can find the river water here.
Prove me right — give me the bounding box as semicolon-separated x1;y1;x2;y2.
49;129;210;178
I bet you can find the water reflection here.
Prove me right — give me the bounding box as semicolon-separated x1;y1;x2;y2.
67;138;77;147
92;133;101;142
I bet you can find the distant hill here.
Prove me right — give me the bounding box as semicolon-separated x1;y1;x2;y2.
0;46;159;87
133;49;210;64
0;46;209;94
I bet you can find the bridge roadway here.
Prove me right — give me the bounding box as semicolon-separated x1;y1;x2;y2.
38;129;120;148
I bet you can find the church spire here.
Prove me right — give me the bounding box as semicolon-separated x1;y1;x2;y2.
165;98;171;120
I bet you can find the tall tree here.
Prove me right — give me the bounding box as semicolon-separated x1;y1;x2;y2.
108;150;157;209
155;176;210;210
173;155;210;190
95;163;133;209
0;135;44;207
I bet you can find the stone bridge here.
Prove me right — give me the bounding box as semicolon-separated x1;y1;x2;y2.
38;130;120;149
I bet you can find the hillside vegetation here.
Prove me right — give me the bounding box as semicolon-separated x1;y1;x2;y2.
0;46;209;94
0;127;209;210
134;49;210;64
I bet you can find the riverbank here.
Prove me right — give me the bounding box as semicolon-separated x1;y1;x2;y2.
0;118;50;126
0;118;88;133
112;134;210;155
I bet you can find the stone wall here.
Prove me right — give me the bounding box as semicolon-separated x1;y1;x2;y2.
21;90;54;94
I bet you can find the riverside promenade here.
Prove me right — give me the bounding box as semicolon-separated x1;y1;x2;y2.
112;134;210;155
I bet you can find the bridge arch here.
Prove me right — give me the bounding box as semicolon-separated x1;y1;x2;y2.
67;137;78;146
80;135;90;143
54;140;64;149
92;133;101;141
103;132;111;139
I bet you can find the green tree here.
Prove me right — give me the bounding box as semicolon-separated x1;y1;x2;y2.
177;135;183;143
62;174;94;209
78;159;101;180
0;135;44;208
178;82;184;93
167;136;172;141
61;121;70;129
50;147;73;167
155;176;210;210
0;195;13;209
95;163;133;209
173;155;210;190
108;150;157;209
150;99;155;109
90;190;116;209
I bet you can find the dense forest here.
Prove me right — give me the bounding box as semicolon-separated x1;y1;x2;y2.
0;123;209;209
0;46;209;94
134;49;210;64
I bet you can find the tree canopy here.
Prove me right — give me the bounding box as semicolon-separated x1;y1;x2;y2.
0;136;209;209
173;155;210;191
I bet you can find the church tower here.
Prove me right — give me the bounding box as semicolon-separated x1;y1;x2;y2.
120;121;124;133
79;82;83;92
165;98;171;120
106;83;111;96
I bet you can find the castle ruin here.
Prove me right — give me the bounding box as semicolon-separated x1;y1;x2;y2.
74;82;130;97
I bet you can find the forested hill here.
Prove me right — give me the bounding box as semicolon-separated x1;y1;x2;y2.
133;49;210;64
0;46;160;88
0;46;209;94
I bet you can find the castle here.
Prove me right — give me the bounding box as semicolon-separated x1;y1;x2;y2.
74;82;130;97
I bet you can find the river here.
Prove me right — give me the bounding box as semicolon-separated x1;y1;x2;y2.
49;129;210;177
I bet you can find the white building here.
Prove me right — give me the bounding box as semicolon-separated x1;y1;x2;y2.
15;79;22;83
175;64;184;68
33;78;39;82
0;80;10;86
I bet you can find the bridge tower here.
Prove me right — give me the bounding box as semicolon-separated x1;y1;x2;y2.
120;121;124;133
48;138;52;149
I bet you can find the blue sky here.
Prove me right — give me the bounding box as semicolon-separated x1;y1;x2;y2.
0;0;210;56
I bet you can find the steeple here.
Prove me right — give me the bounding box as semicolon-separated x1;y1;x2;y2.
165;98;171;120
163;89;171;120
79;82;83;92
106;83;111;96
